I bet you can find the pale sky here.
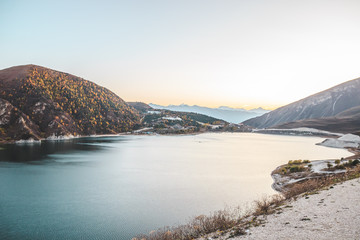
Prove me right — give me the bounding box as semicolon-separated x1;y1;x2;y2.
1;0;360;109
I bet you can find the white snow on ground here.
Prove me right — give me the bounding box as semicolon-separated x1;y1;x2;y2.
196;121;222;129
310;159;346;174
15;138;41;144
209;125;222;129
318;138;359;148
162;116;182;121
272;159;348;192
46;134;77;141
291;127;342;135
147;110;161;114
338;133;360;142
318;133;360;149
254;127;343;136
133;127;153;133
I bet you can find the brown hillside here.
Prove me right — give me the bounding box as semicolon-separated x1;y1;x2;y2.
0;65;140;141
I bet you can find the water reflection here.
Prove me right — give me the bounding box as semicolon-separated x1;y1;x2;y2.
0;136;128;162
0;133;353;240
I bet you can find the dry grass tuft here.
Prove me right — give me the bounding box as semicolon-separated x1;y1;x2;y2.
134;207;247;240
254;194;285;215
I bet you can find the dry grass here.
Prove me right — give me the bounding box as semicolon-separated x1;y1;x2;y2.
254;194;284;216
133;207;248;240
283;165;360;199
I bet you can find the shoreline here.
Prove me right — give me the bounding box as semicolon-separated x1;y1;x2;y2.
139;166;360;240
271;147;360;193
194;164;360;240
136;137;360;240
198;147;360;240
0;128;351;145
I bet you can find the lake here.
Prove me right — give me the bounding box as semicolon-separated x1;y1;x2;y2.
0;133;352;240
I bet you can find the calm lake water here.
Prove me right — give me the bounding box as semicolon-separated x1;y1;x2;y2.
0;133;352;240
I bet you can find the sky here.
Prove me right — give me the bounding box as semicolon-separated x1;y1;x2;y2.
1;0;360;110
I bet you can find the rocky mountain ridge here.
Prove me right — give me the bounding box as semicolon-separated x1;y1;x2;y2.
244;77;360;133
149;103;269;123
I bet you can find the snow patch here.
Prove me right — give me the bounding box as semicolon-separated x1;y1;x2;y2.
254;127;342;136
310;159;347;174
46;134;77;141
15;138;41;144
33;102;48;114
338;134;360;142
147;110;161;114
289;127;343;136
317;138;359;149
162;116;182;121
133;127;153;133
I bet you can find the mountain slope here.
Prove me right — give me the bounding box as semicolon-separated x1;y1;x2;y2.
274;106;360;134
127;102;153;113
0;65;140;141
149;103;269;123
243;77;360;129
0;98;42;141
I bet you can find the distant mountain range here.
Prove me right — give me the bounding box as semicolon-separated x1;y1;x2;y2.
128;102;252;134
0;65;140;142
149;103;269;123
244;77;360;134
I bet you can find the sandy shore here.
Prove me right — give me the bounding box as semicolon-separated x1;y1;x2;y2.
208;177;360;240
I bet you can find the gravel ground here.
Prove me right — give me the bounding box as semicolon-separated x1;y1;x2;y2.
235;178;360;240
201;178;360;240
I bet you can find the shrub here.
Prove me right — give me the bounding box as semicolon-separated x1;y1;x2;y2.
327;163;333;168
135;207;245;240
254;195;284;215
283;179;322;199
289;166;305;173
335;164;345;170
335;159;341;165
352;159;360;166
288;160;303;165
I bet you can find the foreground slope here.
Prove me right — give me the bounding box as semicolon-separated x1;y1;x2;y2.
232;178;360;240
244;77;360;129
0;65;140;141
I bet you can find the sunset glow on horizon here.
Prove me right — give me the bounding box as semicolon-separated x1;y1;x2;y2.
1;0;360;109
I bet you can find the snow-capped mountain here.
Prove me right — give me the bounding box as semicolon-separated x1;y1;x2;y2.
148;103;269;123
243;77;360;131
